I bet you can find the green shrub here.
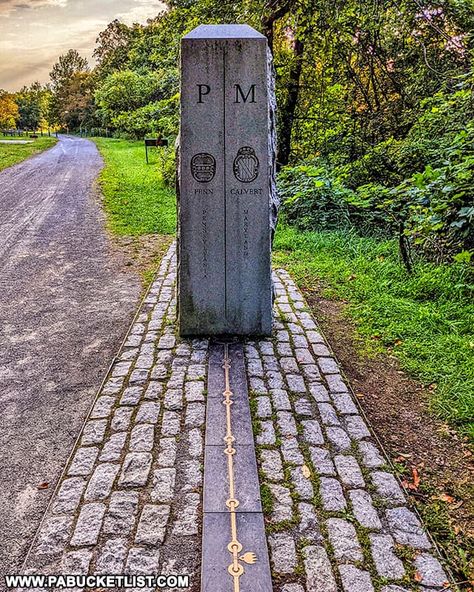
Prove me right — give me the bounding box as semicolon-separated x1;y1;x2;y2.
278;163;352;231
278;163;392;236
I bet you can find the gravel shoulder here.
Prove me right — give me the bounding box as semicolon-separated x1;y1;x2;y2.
0;135;141;581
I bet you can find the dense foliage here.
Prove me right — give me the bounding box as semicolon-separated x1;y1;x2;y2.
1;0;472;263
280;77;474;264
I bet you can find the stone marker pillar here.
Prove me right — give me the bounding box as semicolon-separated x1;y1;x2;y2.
178;24;278;336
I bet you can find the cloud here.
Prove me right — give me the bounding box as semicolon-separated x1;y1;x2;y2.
0;0;68;17
0;0;167;90
117;0;166;25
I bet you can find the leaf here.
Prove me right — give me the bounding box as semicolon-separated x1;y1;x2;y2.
433;492;456;503
37;482;49;490
302;464;311;478
412;467;420;489
402;467;421;490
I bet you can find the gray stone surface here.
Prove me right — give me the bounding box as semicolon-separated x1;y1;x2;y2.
19;246;208;587
68;447;99;476
135;401;160;424
203;444;261;512
260;449;284;481
281;585;304;592
52;478;86;514
302;420;324;445
119;452;152;487
151;468;176;503
345;414;371;439
326;426;351;451
95;538;128;574
129;424;155;452
277;411;298;436
202;511;272;592
157;438;177;467
271;388;292;411
386;507;432;549
309;446;335;475
269;484;293;522
370;534;405;579
358;440;385;468
20;247;449;592
61;548;93;575
135;504;170;545
334;454;365;487
268;533;297;574
179;24;275;336
111;407;133;432
70;502;106;546
331;392;358;415
349;489;382;530
372;471;405;505
280;437;304;465
257;420;276;445
318;403;341;426
326;518;363;562
414;553;449;587
125;547;160;574
36;515;73;555
100;433;127;462
303;546;337;592
103;491;139;535
320;477;347;511
339;564;374;592
91;396;116;418
298;502;321;542
290;466;314;500
257;396;272;418
84;463;119;501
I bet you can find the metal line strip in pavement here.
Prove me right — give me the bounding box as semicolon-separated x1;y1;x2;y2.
201;342;272;592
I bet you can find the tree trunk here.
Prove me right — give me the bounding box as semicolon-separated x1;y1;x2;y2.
278;37;305;167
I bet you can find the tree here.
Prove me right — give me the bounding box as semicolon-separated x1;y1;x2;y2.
0;90;19;129
15;82;48;130
50;49;89;92
59;72;96;130
93;20;140;77
95;70;160;117
49;50;90;127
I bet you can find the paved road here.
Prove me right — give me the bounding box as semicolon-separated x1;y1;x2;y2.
0;136;140;581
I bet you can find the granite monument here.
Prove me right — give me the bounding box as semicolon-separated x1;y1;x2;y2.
178;24;278;336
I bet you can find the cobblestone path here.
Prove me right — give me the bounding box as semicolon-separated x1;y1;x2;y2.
18;243;452;592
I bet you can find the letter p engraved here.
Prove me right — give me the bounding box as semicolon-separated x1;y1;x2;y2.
234;84;256;104
197;84;211;103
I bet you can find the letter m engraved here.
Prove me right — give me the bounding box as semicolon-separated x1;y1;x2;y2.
234;84;256;103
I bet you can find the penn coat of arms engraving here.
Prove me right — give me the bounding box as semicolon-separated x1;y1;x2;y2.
191;153;216;182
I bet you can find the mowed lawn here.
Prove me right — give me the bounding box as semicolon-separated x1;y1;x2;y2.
93;137;176;235
0;136;57;172
273;225;474;439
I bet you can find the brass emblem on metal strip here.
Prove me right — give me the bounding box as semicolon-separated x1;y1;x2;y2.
222;343;257;591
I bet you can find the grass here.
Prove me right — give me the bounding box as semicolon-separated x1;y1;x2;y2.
273;224;474;438
89;137;473;438
92;137;176;235
0;135;57;172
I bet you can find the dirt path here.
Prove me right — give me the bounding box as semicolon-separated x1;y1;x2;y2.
304;288;474;587
0;136;141;581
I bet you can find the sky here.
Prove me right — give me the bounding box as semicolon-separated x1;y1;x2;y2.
0;0;167;91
